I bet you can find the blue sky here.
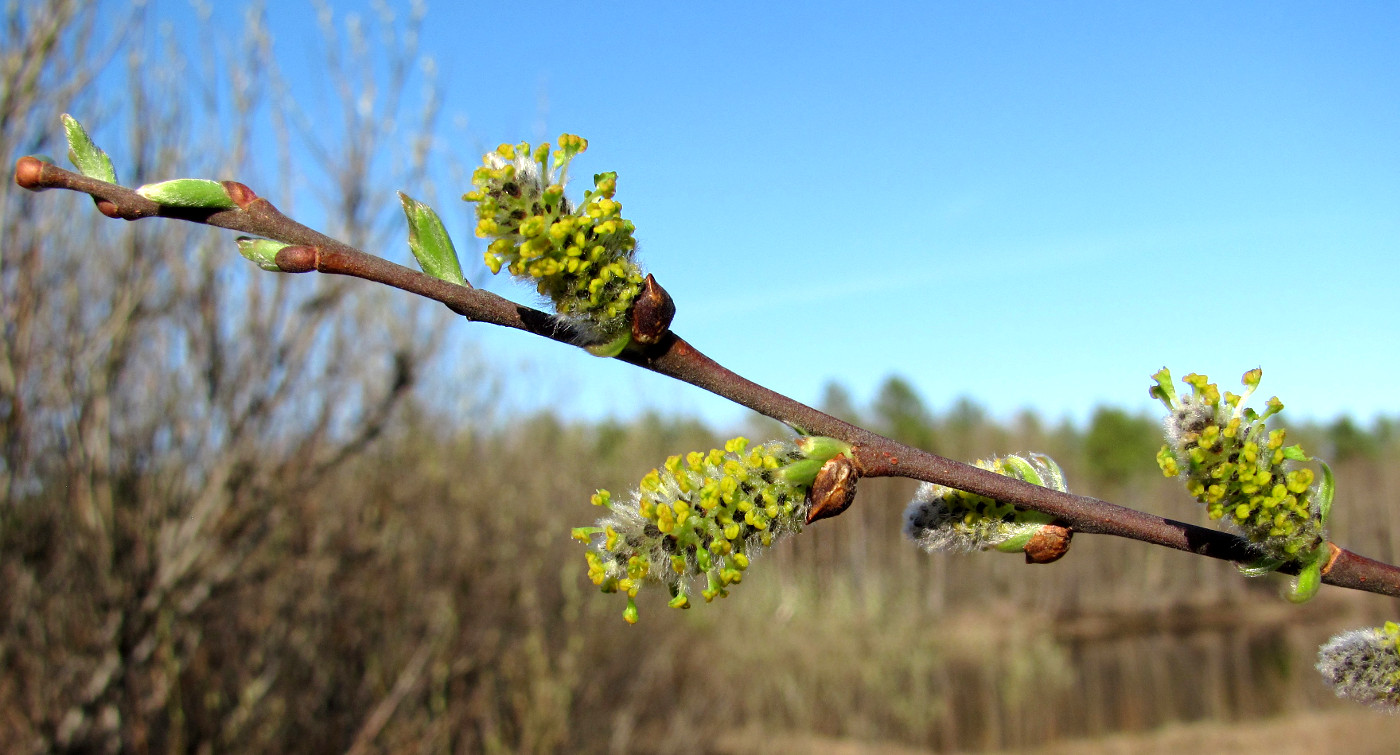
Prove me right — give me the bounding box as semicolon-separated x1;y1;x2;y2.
152;1;1398;429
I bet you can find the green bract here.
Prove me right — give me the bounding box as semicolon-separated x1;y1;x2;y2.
61;113;116;183
136;178;237;209
903;454;1063;554
1318;621;1400;711
235;237;288;272
574;435;851;623
399;192;466;286
463;135;645;347
1150;368;1331;569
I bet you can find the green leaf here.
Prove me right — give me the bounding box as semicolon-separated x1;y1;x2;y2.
794;436;852;464
1236;555;1284;577
775;457;825;488
1013;509;1056;526
61;114;116;183
235;237;288;272
990;515;1056;554
1316;459;1335;525
136;179;237;209
1030;453;1067;493
993;530;1038;553
1000;455;1043;486
1282;445;1309;461
1287;554;1323;603
584;331;631;358
398;192;466;286
1148;367;1177;409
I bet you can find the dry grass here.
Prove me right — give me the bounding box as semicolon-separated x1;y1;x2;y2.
718;710;1400;755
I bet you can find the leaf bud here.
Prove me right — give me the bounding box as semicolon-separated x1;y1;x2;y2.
136;178;237;209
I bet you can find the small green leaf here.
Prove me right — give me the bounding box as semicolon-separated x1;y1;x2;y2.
1148;367;1177;409
1282;445;1309;461
584;331;631;357
1287;554;1323;603
1000;455;1043;486
1316;459;1335;525
775;457;825;488
992;536;1027;553
235;236;289;272
991;514;1057;554
993;529;1038;553
61;114;116;183
1015;509;1056;526
1236;555;1284;577
793;436;852;464
1029;453;1067;493
398;192;466;286
136;179;237;209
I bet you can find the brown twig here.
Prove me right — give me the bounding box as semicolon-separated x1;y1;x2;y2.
16;155;1400;599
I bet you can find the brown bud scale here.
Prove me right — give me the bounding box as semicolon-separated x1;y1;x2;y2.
630;274;676;345
222;181;259;209
1024;524;1073;564
275;245;319;273
805;455;859;524
14;156;45;190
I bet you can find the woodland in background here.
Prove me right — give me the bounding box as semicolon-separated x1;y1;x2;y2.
5;4;1400;754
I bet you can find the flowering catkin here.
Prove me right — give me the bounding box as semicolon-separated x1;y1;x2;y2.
1150;368;1328;562
903;454;1064;554
464;135;645;350
1318;622;1400;711
574;436;851;623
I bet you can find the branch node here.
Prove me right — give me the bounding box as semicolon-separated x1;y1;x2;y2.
1322;541;1343;575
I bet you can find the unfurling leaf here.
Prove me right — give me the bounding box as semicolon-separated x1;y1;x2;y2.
61;114;116;183
136;179;237;209
398;192;466;286
235;237;289;272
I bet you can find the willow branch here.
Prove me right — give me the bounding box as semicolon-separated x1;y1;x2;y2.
16;156;1400;599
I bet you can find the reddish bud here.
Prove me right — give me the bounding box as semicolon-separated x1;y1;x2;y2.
1023;524;1072;564
805;454;859;524
13;156;45;190
274;245;319;273
222;181;259;209
630;274;675;345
